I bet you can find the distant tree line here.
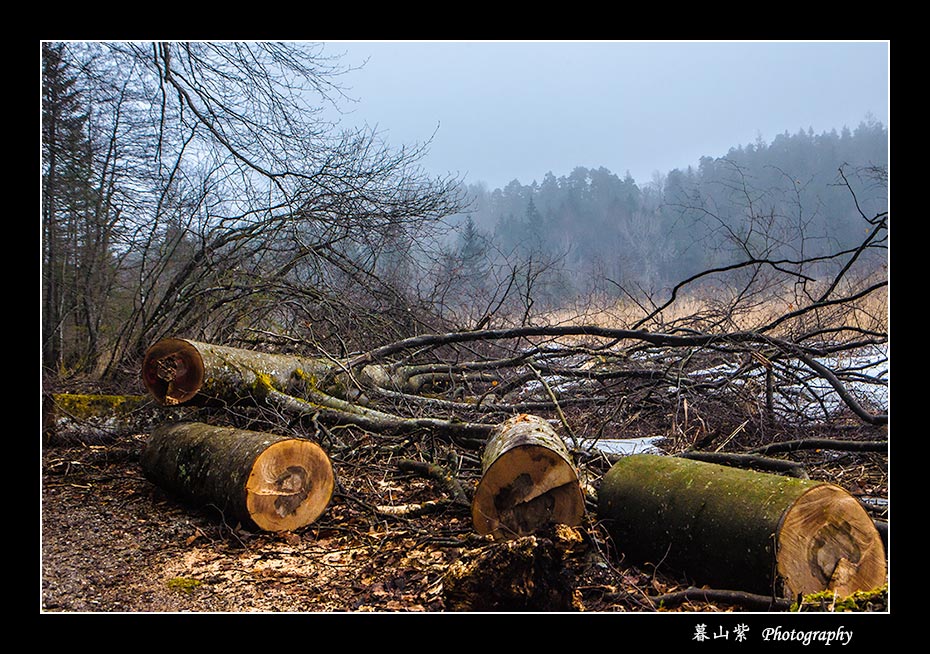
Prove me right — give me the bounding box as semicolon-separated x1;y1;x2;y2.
442;118;887;311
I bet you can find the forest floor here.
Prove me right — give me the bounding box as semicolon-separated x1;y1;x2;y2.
40;415;889;615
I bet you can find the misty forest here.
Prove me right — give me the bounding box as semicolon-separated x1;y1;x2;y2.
41;42;889;614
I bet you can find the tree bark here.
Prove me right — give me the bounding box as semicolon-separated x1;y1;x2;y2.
471;414;585;540
141;337;337;406
141;337;497;440
142;337;448;406
140;422;335;532
597;454;885;598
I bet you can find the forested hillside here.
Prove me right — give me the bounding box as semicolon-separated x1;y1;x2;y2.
442;119;887;314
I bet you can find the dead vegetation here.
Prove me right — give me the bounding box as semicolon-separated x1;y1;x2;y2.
41;282;889;614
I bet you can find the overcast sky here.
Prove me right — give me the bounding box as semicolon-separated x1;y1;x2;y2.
321;40;889;189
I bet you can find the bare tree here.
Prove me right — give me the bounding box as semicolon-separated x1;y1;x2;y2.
41;42;467;385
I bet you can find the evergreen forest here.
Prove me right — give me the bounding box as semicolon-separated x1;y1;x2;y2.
440;120;887;321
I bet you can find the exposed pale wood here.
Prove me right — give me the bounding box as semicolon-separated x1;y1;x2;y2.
776;483;887;597
472;414;584;540
141;422;334;532
597;454;885;598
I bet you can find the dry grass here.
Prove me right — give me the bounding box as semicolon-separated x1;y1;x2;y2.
537;277;887;338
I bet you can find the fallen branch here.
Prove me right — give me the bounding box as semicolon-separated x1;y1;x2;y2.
262;385;494;442
785;345;887;426
374;499;452;517
396;458;470;506
748;438;888;456
652;587;792;611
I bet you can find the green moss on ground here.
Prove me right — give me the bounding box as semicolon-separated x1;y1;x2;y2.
791;585;888;612
49;394;148;419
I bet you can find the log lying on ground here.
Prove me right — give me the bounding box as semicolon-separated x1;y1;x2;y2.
141;422;334;532
142;337;438;408
43;393;188;445
472;414;585;540
597;454;886;598
142;337;497;440
142;338;336;406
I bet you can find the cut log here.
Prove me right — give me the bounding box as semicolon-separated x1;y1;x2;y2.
472;414;585;540
142;336;444;408
142;338;497;440
141;422;335;532
141;338;336;406
597;454;886;598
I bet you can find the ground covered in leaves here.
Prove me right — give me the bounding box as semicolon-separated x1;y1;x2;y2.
40;416;889;614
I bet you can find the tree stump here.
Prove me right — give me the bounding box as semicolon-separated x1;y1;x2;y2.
443;524;585;611
597;454;886;598
141;422;335;532
472;414;585;540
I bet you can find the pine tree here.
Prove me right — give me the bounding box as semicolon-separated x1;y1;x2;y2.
42;42;93;374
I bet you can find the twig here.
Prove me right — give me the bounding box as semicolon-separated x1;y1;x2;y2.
748;438;888;455
652;587;792;611
529;365;577;447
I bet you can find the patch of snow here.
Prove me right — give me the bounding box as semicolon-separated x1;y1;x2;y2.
585;436;664;456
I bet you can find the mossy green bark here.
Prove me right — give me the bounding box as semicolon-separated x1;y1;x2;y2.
791;585;887;612
598;454;830;596
47;393;148;420
141;422;334;532
43;393;178;445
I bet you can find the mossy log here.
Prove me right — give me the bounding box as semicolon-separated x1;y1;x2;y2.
44;393;152;444
472;414;585;540
142;338;337;406
142;337;427;407
597;454;886;598
141;422;335;532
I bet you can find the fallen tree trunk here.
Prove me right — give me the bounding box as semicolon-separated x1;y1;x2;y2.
43;393;194;445
141;337;451;408
142;337;497;441
141;338;337;406
472;414;585;540
597;454;885;598
141;422;335;532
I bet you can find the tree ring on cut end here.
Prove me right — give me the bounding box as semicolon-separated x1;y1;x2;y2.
245;439;335;532
777;483;886;597
142;338;205;406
